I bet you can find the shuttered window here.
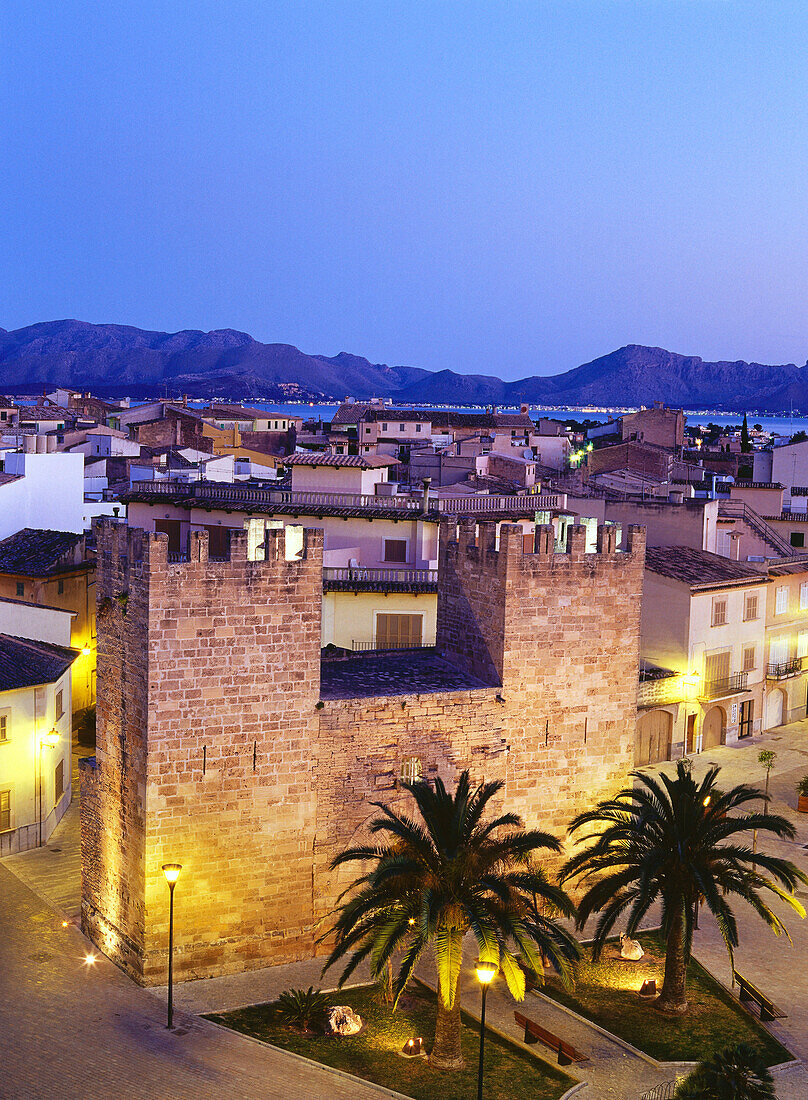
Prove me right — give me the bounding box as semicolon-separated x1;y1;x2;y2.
0;714;7;743
705;651;730;685
801;583;808;611
376;613;423;649
798;632;808;659
770;636;790;665
54;761;64;803
744;593;758;621
711;598;727;627
743;646;756;672
0;791;10;832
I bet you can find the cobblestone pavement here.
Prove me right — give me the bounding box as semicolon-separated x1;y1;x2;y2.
0;864;408;1100
2;797;82;920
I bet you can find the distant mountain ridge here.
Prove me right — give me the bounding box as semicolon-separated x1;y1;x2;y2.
1;320;806;411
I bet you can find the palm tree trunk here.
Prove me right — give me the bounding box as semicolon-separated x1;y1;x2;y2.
656;909;689;1015
429;993;464;1069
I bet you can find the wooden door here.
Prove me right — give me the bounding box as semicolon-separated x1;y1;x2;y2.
636;711;673;766
702;707;725;749
686;713;697;754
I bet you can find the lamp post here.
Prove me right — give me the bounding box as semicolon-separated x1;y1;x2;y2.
474;960;497;1100
162;863;182;1028
38;729;60;847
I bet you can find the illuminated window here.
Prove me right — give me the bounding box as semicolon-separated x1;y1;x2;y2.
400;757;422;784
776;586;788;615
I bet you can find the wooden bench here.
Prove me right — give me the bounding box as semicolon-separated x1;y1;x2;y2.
733;969;786;1023
513;1010;589;1066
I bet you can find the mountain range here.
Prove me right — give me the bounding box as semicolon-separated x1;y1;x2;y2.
1;319;807;412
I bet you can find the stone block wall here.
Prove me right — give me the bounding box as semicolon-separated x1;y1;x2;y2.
438;518;645;834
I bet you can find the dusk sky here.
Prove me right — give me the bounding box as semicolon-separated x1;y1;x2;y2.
3;1;808;380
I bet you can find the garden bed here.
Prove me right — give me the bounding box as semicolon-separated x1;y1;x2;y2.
541;932;791;1066
205;982;574;1100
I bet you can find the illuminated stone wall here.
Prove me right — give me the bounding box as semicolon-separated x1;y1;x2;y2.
82;516;644;985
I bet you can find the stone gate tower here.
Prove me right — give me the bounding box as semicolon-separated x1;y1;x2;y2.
81;520;323;983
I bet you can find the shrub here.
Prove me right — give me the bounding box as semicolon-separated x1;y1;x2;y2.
796;775;808;798
272;987;328;1032
674;1042;775;1099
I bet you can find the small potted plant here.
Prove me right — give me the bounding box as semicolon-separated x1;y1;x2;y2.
797;776;808;813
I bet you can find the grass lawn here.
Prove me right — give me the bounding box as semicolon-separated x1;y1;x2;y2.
205;982;574;1100
541;932;791;1067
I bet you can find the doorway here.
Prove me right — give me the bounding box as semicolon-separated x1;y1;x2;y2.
702;706;725;750
686;713;698;754
765;688;785;730
739;699;754;739
635;710;673;766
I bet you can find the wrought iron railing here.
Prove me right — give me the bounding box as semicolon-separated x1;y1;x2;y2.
640;1081;679;1100
350;640;434;652
323;567;437;586
700;671;748;699
767;656;806;679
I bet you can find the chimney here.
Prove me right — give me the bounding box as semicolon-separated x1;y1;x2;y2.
421;477;432;512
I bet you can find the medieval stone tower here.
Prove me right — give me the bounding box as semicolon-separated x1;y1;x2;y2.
81;516;644;985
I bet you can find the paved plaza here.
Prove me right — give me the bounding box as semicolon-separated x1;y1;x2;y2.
4;721;808;1098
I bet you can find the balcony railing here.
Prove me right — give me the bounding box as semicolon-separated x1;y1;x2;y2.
700;671;748;700
323;567;438;589
130;479;565;514
767;656;807;680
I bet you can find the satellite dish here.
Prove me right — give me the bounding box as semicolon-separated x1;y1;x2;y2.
523;448;533;460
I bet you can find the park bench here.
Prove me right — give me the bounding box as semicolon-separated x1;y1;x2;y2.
513;1010;589;1066
732;969;786;1022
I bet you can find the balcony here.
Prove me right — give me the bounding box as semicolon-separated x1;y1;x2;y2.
128;479;566;515
323;567;438;593
700;671;748;700
637;663;683;708
767;656;807;680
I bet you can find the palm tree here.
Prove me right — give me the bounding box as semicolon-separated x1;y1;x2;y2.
674;1042;776;1099
561;760;806;1015
319;771;579;1069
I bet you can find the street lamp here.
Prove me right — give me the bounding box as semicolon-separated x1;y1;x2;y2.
38;729;60;847
474;960;497;1100
162;863;182;1028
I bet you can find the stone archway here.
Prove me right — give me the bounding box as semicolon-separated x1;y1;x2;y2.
635;710;673;766
765;687;787;730
702;705;726;750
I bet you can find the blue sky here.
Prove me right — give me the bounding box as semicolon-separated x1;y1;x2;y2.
3;1;808;379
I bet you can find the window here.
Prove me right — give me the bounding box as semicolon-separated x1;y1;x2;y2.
801;582;808;611
55;690;63;721
383;538;408;564
415;424;422;433
399;423;405;432
381;422;388;431
54;760;64;803
705;650;730;686
0;790;10;832
0;714;7;743
792;532;805;548
770;635;790;665
743;646;756;672
376;613;423;649
711;597;727;627
365;427;371;434
744;593;758;621
57;579;64;595
15;582;23;597
776;586;789;615
798;631;808;659
400;756;422;784
154;519;182;554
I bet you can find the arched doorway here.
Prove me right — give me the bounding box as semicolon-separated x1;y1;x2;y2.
765;688;786;730
702;706;726;750
636;710;673;766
